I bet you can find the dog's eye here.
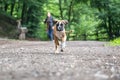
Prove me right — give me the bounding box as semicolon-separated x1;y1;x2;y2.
60;24;63;26
56;23;59;26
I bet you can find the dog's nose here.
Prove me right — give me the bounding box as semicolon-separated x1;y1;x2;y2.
58;26;61;30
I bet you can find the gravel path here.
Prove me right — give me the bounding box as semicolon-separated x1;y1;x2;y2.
0;39;120;80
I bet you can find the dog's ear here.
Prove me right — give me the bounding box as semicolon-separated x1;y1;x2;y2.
62;20;68;24
53;19;58;24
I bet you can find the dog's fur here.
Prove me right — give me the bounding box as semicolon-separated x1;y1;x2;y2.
53;20;71;53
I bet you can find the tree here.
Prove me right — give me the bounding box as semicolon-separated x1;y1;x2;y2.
0;0;120;41
90;0;120;40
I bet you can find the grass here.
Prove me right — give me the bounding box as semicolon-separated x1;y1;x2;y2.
109;37;120;46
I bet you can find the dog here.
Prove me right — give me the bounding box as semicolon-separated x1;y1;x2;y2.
53;20;72;53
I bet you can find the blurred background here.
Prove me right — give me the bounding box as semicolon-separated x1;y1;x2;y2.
0;0;120;41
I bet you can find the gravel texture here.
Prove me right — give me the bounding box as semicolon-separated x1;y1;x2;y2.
0;39;120;80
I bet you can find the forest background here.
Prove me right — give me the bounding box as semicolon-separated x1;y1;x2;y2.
0;0;120;41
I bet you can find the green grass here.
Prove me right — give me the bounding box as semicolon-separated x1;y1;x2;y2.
109;38;120;46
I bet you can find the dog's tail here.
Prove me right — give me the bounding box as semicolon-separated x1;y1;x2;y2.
65;30;73;34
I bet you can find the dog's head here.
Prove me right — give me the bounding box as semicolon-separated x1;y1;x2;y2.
54;20;68;31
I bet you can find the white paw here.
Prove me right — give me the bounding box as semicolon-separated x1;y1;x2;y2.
61;42;66;49
55;50;59;54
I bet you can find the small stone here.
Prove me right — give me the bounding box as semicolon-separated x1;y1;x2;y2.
94;71;109;79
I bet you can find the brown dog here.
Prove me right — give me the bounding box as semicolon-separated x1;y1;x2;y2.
53;20;71;53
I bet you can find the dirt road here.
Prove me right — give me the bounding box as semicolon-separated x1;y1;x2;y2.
0;39;120;80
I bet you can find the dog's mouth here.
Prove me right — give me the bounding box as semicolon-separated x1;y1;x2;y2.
56;23;64;31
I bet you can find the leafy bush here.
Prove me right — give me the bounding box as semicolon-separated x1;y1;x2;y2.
109;38;120;46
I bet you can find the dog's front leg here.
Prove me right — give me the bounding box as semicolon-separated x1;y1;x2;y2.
61;41;66;52
54;36;59;53
61;36;66;52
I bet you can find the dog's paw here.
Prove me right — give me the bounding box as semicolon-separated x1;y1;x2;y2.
61;49;64;52
55;50;59;54
61;42;66;49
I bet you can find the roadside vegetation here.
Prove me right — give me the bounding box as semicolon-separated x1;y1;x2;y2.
109;38;120;46
0;0;120;41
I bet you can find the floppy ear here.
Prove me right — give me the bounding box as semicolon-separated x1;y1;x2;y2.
62;20;68;24
53;19;58;24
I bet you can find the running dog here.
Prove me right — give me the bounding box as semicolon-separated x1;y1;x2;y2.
53;20;72;53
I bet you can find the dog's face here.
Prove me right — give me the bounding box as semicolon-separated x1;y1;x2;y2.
53;20;68;53
54;20;68;31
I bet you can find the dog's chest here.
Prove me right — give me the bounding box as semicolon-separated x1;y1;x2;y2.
56;31;64;39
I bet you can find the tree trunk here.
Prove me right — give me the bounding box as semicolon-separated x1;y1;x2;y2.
95;29;99;40
10;2;15;16
4;3;8;11
83;33;87;40
68;0;73;24
67;0;73;40
58;0;63;19
21;2;27;24
108;16;113;40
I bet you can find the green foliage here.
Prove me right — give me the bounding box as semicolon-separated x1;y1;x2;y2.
90;0;120;40
109;38;120;46
35;23;48;41
0;0;120;41
0;12;17;38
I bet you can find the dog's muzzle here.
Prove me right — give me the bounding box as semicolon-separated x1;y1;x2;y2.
56;23;64;31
